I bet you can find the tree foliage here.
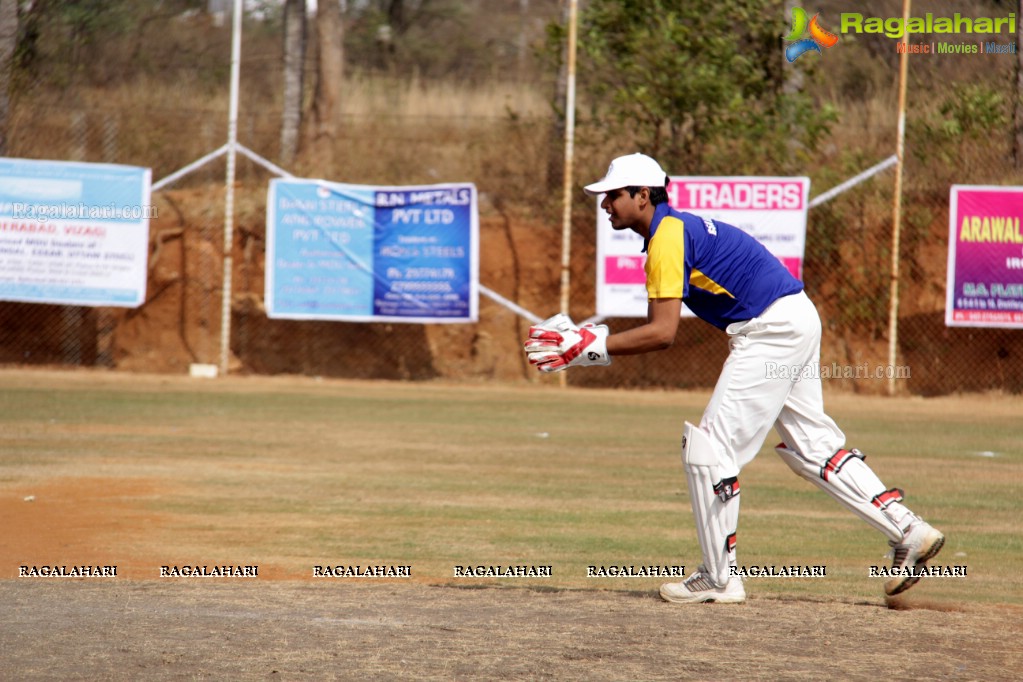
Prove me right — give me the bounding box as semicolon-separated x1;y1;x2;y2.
908;81;1011;184
570;0;837;174
14;0;215;89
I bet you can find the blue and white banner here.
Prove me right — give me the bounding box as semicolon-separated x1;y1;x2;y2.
266;179;478;323
0;158;152;307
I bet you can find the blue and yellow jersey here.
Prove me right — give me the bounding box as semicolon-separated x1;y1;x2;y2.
644;204;803;330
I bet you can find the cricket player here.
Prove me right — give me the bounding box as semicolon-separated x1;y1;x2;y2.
523;153;944;604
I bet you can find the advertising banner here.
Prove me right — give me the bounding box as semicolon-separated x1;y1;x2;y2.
266;179;478;323
597;176;810;318
946;185;1023;328
0;158;152;307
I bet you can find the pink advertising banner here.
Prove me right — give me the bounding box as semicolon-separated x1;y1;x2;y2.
946;185;1023;328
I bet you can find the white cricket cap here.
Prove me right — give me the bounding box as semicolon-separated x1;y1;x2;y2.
583;153;667;196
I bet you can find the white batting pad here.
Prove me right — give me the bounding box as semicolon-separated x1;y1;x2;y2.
774;443;915;543
683;422;740;587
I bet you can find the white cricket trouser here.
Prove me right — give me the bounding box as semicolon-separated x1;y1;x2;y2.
700;290;844;468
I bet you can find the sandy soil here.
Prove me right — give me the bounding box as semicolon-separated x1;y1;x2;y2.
2;579;1021;681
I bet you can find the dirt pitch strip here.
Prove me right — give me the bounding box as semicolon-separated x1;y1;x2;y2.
1;579;1020;681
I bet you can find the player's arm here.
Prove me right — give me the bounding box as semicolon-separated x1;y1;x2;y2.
606;297;682;355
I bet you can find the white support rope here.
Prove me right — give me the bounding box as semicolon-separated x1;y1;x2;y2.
479;285;542;324
152;143;291;194
151;144;228;192
808;155;898;209
236;143;294;178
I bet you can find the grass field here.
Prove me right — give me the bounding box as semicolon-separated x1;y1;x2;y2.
2;369;1022;680
1;369;1019;607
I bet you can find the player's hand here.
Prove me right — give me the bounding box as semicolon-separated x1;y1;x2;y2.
523;314;611;373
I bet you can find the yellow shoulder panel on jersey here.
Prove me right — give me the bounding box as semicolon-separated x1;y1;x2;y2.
645;216;686;299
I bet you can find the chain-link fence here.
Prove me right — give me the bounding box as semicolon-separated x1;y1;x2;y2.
1;1;1021;395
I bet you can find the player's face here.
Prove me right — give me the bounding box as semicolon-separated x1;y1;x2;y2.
601;188;642;231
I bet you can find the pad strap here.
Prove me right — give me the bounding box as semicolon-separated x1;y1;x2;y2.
820;448;865;481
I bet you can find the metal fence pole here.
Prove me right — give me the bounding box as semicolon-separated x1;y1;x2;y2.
887;0;911;396
219;0;243;377
557;0;578;388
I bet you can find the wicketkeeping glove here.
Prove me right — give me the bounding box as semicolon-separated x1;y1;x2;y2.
523;313;611;373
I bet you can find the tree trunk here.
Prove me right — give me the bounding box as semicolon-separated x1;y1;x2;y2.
546;1;569;190
387;0;406;35
280;0;306;166
303;0;344;174
0;0;18;155
208;0;228;27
